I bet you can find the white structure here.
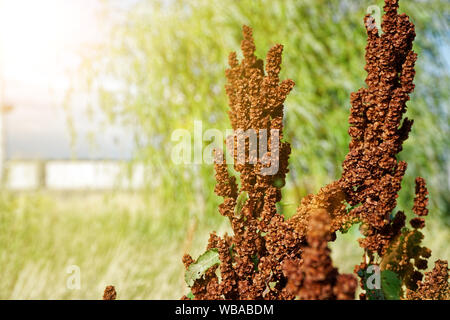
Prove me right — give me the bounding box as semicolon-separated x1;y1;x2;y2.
4;160;155;191
5;161;39;190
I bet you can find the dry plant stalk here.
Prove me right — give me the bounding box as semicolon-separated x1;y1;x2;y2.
103;285;117;300
283;209;357;300
182;25;355;300
180;0;448;300
406;260;450;300
339;0;417;256
183;25;301;300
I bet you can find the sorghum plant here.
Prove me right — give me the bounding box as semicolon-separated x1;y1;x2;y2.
182;25;355;300
181;0;449;300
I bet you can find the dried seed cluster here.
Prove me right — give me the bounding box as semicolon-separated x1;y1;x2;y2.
283;209;357;300
181;0;448;300
103;285;117;300
338;0;417;255
407;260;450;300
182;25;355;301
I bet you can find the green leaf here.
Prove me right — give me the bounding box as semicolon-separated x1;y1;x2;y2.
234;191;249;217
381;270;402;300
273;178;284;188
229;244;235;261
185;249;221;287
251;253;259;271
186;291;194;300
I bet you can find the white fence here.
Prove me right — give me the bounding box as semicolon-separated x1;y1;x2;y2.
4;160;155;190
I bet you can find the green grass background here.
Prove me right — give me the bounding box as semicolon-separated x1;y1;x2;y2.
1;0;448;299
0;191;447;299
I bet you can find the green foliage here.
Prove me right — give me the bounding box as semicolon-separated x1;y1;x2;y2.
251;253;259;272
186;291;195;300
229;244;235;261
185;249;221;287
380;270;402;300
380;227;432;292
72;0;449;223
234;191;249;217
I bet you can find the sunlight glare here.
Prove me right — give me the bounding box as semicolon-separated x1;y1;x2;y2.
0;0;99;89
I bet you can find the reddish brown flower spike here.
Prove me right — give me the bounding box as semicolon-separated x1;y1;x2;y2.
103;285;117;300
181;0;448;301
412;177;429;217
407;260;450;300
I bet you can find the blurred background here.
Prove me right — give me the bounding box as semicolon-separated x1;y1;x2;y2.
0;0;448;299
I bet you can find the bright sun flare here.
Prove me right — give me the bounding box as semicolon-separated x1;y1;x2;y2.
0;0;98;89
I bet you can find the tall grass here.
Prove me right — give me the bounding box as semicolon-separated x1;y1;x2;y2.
0;191;231;299
0;191;447;299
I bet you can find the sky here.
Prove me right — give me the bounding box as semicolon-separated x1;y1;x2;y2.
0;0;135;160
